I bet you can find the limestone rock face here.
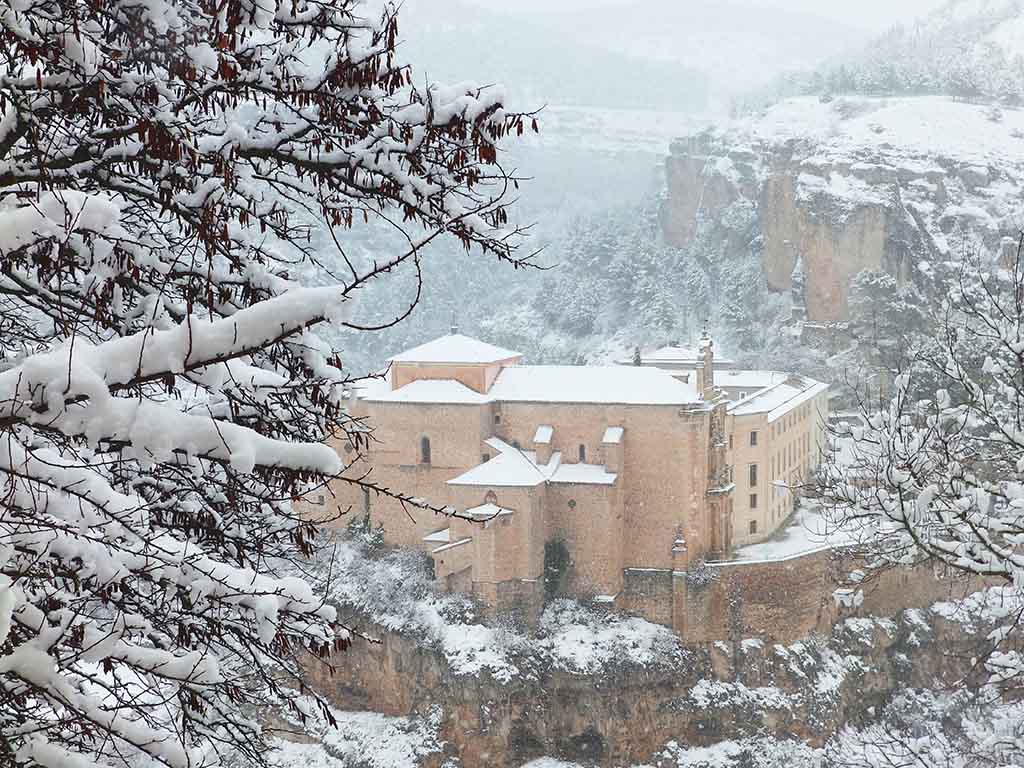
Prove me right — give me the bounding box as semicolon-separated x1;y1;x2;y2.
304;611;991;768
661;96;1024;322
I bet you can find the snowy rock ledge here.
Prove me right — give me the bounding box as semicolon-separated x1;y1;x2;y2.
321;539;688;683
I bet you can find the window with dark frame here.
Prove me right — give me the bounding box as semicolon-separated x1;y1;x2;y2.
750;430;758;446
750;493;758;509
420;436;431;464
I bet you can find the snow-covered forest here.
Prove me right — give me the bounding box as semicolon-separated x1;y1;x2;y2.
4;0;1024;766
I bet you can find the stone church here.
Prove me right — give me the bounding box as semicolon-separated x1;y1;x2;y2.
325;332;829;624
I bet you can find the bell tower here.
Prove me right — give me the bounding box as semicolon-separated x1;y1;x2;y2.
696;324;716;400
701;327;733;557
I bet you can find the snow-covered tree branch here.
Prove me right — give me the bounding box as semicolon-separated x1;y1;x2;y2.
0;0;533;764
819;238;1024;687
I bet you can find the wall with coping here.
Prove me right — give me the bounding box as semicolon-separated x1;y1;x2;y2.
676;547;984;645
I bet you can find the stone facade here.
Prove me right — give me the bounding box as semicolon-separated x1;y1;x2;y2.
728;383;830;547
326;332;830;635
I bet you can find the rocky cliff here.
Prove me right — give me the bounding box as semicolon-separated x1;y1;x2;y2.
301;606;993;768
661;96;1024;322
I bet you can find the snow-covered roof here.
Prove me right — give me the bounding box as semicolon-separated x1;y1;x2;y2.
602;426;624;444
464;503;514;519
365;379;491;404
714;370;787;390
431;537;472;554
533;425;554;444
489;365;701;405
449;437;618;488
549;463;617;486
765;381;830;423
448;438;556;487
422;528;451;544
349;370;392;400
388;334;522;364
728;376;828;421
628;345;735;366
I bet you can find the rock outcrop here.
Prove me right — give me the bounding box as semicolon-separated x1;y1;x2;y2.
661;96;1024;322
305;607;992;768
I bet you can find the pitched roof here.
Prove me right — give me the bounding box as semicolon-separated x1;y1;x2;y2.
448;437;619;488
422;528;451;544
728;376;829;421
388;333;522;364
464;503;514;519
448;438;555;487
488;365;701;406
549;463;617;486
714;370;787;390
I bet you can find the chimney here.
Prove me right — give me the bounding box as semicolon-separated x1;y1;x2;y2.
533;425;554;465
601;426;624;474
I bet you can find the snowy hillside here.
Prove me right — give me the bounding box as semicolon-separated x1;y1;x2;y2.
725;95;1024;166
709;95;1024;253
662;94;1024;333
776;0;1024;104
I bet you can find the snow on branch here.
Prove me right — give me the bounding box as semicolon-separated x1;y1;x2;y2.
818;238;1024;690
0;0;534;764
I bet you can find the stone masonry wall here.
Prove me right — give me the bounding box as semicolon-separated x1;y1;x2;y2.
679;549;986;645
619;568;675;627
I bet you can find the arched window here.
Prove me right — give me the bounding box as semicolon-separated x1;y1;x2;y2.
420;436;431;464
578;444;586;462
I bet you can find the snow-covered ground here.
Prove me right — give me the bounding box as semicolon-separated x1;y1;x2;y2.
270;710;444;768
323;539;686;683
683;94;1024;262
720;95;1024;167
732;501;857;562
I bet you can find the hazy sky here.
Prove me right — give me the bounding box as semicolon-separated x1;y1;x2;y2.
462;0;950;31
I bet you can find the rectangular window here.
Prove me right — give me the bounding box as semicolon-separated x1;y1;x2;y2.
749;518;758;534
750;430;758;447
494;413;501;424
750;493;758;510
728;434;733;450
749;463;757;487
482;453;491;463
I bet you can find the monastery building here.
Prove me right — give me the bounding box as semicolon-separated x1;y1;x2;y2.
329;332;829;625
